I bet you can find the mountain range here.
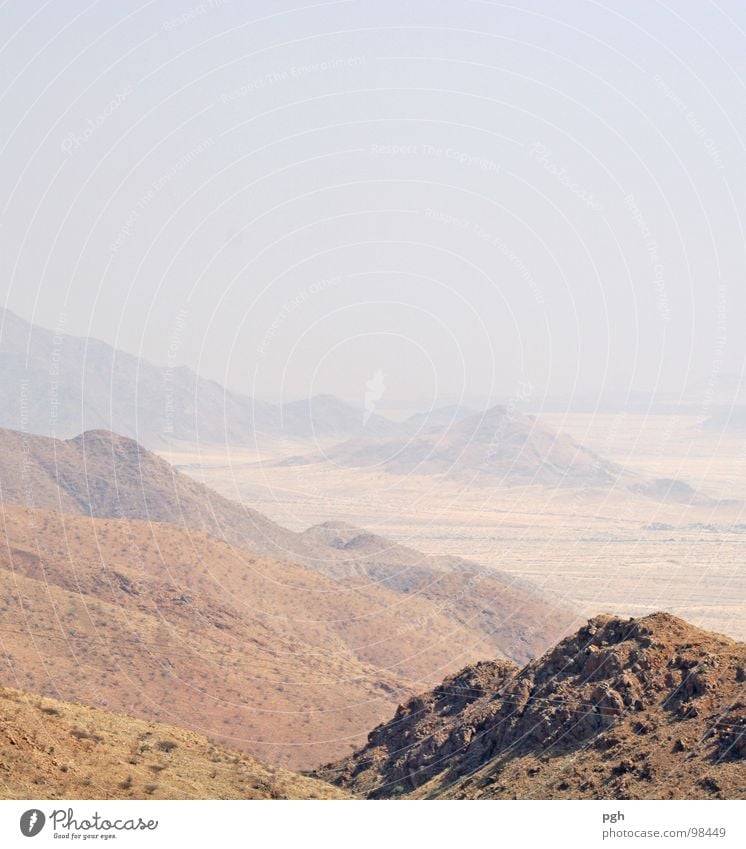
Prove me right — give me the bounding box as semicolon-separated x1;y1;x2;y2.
0;308;739;797
0;309;718;501
0;425;574;665
0;308;395;447
0;425;575;768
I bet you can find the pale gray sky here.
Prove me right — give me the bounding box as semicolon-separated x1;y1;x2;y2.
1;0;745;411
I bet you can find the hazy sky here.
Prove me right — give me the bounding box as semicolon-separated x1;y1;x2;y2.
1;0;745;411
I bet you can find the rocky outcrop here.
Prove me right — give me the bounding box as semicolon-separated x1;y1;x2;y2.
316;613;746;799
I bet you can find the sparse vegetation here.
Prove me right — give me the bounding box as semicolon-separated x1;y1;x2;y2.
0;682;350;800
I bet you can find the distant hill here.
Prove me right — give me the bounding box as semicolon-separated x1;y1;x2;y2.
316;613;746;799
0;684;349;799
295;404;622;486
0;309;728;504
703;406;746;432
0;426;294;556
285;405;723;504
297;520;571;666
0;308;395;447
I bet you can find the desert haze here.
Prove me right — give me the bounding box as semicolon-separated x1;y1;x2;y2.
0;313;744;801
2;0;746;831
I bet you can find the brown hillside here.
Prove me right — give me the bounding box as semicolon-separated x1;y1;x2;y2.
0;685;349;799
0;427;293;556
0;426;574;667
316;613;746;799
0;504;571;770
298;520;573;666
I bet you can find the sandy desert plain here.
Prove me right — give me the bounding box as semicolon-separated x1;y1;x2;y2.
162;411;746;644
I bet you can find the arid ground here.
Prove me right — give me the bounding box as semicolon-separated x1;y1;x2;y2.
162;412;746;643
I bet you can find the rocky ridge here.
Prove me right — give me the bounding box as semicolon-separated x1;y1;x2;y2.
316;613;746;799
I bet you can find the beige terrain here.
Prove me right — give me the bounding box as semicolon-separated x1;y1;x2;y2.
316;613;746;800
165;411;746;641
0;684;348;799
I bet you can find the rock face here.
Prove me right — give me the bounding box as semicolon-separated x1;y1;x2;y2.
316;613;746;799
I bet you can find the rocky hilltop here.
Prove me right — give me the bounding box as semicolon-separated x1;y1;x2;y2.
316;613;746;799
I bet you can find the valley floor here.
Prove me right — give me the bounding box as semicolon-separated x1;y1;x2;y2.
162;413;746;643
